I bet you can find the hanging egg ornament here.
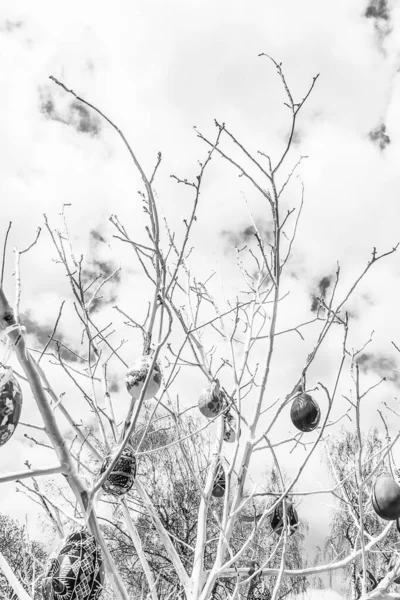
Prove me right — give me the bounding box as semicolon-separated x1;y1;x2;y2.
290;392;321;432
0;366;22;447
247;578;271;600
372;475;400;521
223;412;236;443
99;445;137;497
42;529;104;600
126;355;162;401
270;499;299;536
247;563;271;600
389;555;400;584
198;380;226;419
212;466;226;498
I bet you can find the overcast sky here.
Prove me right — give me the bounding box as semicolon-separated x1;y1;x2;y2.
0;0;399;594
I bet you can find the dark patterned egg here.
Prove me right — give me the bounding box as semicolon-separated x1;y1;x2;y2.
0;367;22;447
270;499;298;536
247;563;271;600
290;393;320;432
198;380;226;419
247;578;271;600
389;555;400;584
42;529;104;600
212;466;226;498
223;412;236;443
99;445;137;497
126;355;161;401
372;475;400;521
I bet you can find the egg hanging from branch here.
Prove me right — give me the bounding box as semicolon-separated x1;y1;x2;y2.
290;392;321;432
212;465;226;498
198;379;226;418
270;499;299;536
99;445;137;497
126;355;162;400
42;529;104;600
389;555;400;584
223;411;236;443
372;474;400;521
247;563;271;600
0;366;23;447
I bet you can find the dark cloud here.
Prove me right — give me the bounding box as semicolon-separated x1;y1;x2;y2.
369;123;390;151
285;129;302;146
1;20;23;32
365;0;389;20
81;226;120;313
81;258;121;313
90;229;107;244
221;221;273;248
39;88;100;137
358;352;400;386
365;0;391;40
21;310;81;363
70;101;100;135
109;378;120;394
310;275;332;312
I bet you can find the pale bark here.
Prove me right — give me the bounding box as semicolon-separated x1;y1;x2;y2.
0;550;32;600
121;498;159;600
0;289;131;600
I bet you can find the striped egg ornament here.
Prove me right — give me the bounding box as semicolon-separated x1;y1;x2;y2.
99;445;137;496
212;465;226;498
42;530;104;600
0;366;23;447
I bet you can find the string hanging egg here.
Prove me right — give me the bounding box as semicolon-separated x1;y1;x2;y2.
0;365;22;447
126;355;161;401
270;499;299;536
99;445;137;497
372;474;400;521
42;529;104;600
223;412;236;443
212;465;226;498
290;392;320;432
389;555;400;584
247;564;271;600
198;380;226;419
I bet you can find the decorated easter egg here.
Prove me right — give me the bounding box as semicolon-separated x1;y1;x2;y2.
248;577;270;599
99;445;137;497
389;555;400;584
247;563;271;600
223;412;236;443
42;529;104;600
290;393;320;432
0;366;22;447
212;466;226;498
372;475;400;521
126;355;161;400
198;380;226;419
270;499;298;536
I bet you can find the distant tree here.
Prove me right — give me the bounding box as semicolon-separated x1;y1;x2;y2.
321;428;400;599
0;514;47;600
100;418;313;599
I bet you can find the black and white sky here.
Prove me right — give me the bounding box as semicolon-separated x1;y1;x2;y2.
0;0;400;587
